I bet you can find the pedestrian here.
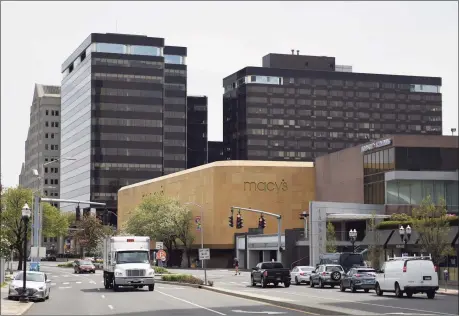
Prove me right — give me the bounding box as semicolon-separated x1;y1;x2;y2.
234;257;240;275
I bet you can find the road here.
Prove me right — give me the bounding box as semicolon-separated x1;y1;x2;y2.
173;268;459;316
23;264;311;316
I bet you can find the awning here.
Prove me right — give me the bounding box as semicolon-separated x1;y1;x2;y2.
361;230;394;246
327;214;391;220
386;230;420;246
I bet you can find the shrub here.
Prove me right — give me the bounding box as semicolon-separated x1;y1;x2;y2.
57;262;74;268
153;266;170;274
161;274;204;285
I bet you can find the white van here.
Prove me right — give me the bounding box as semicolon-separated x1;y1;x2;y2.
375;255;439;299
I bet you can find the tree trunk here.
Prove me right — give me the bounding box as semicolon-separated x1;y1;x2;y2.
186;248;191;268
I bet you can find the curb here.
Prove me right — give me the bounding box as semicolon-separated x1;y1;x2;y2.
156;281;364;315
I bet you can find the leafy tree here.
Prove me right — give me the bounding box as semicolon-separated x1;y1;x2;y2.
367;213;383;269
0;187;69;270
411;196;454;267
172;205;195;268
123;194;178;252
326;221;337;253
71;214;113;256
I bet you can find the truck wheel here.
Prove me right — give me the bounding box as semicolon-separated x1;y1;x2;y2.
261;277;268;288
375;283;383;296
284;282;290;288
273;282;279;287
104;277;110;289
251;276;256;287
427;290;435;299
113;279;119;292
148;285;154;291
310;280;315;288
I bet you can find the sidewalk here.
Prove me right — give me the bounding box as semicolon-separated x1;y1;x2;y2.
0;290;33;315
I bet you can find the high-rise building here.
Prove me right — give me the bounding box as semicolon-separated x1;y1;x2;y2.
18;83;61;251
186;96;208;169
208;141;224;163
222;52;442;161
59;33;188;224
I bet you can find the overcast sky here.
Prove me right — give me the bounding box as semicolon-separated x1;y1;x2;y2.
1;1;458;188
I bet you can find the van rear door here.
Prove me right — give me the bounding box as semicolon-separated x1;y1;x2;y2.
405;260;438;287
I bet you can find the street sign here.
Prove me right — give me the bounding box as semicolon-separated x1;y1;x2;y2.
155;242;164;250
199;248;210;260
156;249;166;260
30;247;46;258
161;255;167;262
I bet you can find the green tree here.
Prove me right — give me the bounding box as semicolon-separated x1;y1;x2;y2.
367;213;383;269
71;214;113;256
123;194;178;253
172;205;195;268
326;221;337;253
0;187;69;270
411;196;454;267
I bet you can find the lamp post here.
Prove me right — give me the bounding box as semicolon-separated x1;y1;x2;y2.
20;203;31;303
399;225;412;255
349;229;357;253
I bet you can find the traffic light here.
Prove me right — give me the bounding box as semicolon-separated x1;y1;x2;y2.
228;214;234;227
236;212;244;229
258;215;266;229
76;205;81;221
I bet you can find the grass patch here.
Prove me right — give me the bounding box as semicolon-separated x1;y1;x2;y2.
57;262;74;268
153;266;170;274
162;274;204;285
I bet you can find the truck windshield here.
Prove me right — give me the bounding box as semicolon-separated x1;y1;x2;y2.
117;251;149;264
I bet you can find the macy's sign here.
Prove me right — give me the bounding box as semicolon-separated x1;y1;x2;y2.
244;180;288;192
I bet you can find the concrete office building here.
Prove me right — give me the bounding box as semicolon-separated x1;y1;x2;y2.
18;83;62;252
59;33;189;225
186;96;208;169
222;52;443;161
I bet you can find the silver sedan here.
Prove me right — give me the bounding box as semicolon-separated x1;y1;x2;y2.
8;271;51;302
291;266;315;285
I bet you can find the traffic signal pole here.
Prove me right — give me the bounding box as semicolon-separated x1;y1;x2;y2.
231;206;283;263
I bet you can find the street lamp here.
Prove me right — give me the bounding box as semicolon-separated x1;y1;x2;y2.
20;203;31;303
349;229;357;253
399;225;412;254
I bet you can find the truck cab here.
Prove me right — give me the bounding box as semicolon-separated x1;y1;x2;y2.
103;236;155;292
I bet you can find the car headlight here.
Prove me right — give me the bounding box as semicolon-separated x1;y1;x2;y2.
115;270;123;276
147;269;155;276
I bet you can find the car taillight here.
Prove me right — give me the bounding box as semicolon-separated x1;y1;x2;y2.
354;274;361;277
300;272;305;276
434;266;438;272
403;266;407;273
263;271;268;277
322;272;326;276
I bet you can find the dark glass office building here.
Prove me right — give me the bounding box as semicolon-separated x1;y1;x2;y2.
222;53;442;161
208;141;224;163
186;96;208;169
60;33;187;225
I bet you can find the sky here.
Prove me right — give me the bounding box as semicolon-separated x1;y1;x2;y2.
1;1;458;188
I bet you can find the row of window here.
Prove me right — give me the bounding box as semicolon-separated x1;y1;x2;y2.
97;132;162;142
44;179;59;185
247;129;394;139
164;111;186;119
92;87;163;98
93;162;162;170
164;154;186;161
45;110;59;116
45;121;59;128
44;192;59;197
44;144;59;151
93;72;163;84
164;167;184;174
93;57;163;69
44;167;59;174
248;138;348;149
164;139;186;146
45;133;57;139
165;97;186;105
94;102;163;113
165;83;186;91
93;148;162;156
164;69;187;76
91;118;163;127
248;150;313;158
364;148;395;176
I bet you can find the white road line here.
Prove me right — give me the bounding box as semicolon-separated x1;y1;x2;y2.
276;291;457;316
89;280;97;284
51;283;56;286
157;290;226;315
242;282;249;284
108;305;114;310
76;281;82;284
62;282;70;285
58;286;72;289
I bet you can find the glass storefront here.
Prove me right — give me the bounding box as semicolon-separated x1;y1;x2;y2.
386;180;458;213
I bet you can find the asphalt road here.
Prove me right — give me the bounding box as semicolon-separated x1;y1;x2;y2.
175;268;459;316
23;265;312;316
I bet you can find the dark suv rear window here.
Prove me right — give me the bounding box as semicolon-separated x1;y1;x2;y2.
261;262;284;269
326;266;343;272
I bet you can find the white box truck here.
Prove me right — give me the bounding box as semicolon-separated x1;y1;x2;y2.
103;236;155;291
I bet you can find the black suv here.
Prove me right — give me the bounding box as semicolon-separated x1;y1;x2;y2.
310;264;344;288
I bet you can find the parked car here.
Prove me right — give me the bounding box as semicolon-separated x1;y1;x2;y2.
375;255;439;299
8;271;51;301
251;261;291;288
319;252;365;272
340;267;376;292
74;259;96;274
310;264;344;288
291;266;315;285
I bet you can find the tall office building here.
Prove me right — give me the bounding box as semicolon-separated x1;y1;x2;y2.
60;33;187;224
186;96;208;169
222;52;442;161
208;141;224;163
18;83;61;251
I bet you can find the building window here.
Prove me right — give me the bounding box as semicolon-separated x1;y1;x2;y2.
94;43;126;54
164;55;184;64
130;45;161;56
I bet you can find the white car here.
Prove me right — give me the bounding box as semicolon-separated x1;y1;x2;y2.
375;256;439;299
291;266;315;285
8;271;51;302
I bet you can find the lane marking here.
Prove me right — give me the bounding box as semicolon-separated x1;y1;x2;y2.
157;290;226;315
232;311;286;315
76;281;82;284
51;283;56;286
62;282;70;285
58;286;72;289
275;291;457;316
108;305;114;310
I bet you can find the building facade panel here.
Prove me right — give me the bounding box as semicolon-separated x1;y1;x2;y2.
187;96;208;169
